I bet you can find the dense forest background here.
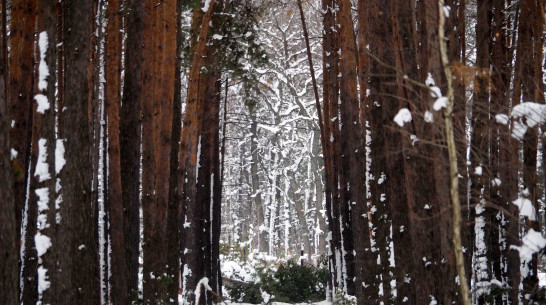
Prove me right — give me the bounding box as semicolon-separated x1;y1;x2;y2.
0;0;545;304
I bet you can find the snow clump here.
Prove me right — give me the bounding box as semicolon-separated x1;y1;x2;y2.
394;108;412;127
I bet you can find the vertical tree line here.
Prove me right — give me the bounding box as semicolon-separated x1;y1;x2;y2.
0;0;264;304
315;0;545;304
0;0;545;304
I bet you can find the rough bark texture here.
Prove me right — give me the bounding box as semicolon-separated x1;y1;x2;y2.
8;0;36;251
471;1;494;303
179;2;215;304
513;0;542;300
120;0;144;295
321;0;344;298
105;0;128;303
57;1;99;304
210;76;223;299
490;0;519;303
28;2;58;305
0;1;18;302
141;0;178;303
364;0;400;302
11;2;38;301
390;0;417;302
166;0;184;301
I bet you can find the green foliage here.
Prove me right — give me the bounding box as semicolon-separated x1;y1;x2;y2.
332;289;357;305
266;260;327;303
180;0;268;94
227;282;264;304
225;258;328;304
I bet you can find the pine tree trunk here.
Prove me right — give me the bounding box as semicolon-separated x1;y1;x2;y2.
57;1;99;304
250;109;266;252
10;2;38;302
210;76;223;298
179;3;215;303
321;0;336;294
0;1;18;302
362;0;399;302
8;0;36;253
120;0;144;295
471;1;494;303
28;2;57;304
105;0;129;302
513;0;541;299
390;0;418;302
141;0;178;303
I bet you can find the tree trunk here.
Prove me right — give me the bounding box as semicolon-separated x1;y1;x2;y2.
210;76;223;299
390;0;418;302
8;0;36;254
513;0;541;300
141;0;178;303
471;1;494;303
105;0;128;302
179;3;215;303
250;109;266;252
120;0;144;296
362;0;399;302
27;2;58;305
57;1;99;304
0;1;18;302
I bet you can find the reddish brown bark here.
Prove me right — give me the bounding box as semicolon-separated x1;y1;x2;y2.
24;1;58;304
490;0;520;302
178;3;214;303
57;1;99;304
105;0;129;303
390;0;417;302
0;1;18;303
321;0;343;296
120;0;144;295
141;0;178;303
512;0;542;299
470;1;495;303
8;0;37;268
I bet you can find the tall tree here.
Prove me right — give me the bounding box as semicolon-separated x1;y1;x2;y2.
27;1;58;304
56;0;99;304
321;0;343;297
10;2;38;301
490;0;520;302
120;0;145;295
105;0;128;302
0;0;19;303
362;0;400;301
512;0;543;300
179;2;215;303
140;0;178;303
8;0;36;245
470;1;496;303
390;0;418;302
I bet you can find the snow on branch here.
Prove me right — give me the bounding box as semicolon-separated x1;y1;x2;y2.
512;197;536;221
511;229;546;264
393;108;412;127
194;277;212;305
496;102;546;141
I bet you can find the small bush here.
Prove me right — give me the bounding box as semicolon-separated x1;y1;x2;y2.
225;256;328;304
227;282;264;304
260;259;327;303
